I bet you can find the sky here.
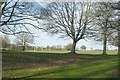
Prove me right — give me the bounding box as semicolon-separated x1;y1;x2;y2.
0;29;117;50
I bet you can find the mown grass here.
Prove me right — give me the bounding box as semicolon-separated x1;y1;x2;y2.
2;50;118;78
77;50;118;55
25;50;69;54
25;50;118;55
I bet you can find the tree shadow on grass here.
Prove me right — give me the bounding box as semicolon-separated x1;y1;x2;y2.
19;57;118;78
2;51;118;71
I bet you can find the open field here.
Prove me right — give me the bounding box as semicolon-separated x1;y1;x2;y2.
2;50;118;78
25;50;118;55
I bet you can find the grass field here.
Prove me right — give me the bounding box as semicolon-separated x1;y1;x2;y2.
25;50;118;55
2;50;118;78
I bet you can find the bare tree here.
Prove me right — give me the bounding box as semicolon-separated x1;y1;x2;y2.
110;1;120;54
80;45;86;50
0;0;19;26
16;32;34;51
0;0;44;35
0;35;11;50
43;1;94;54
91;2;113;55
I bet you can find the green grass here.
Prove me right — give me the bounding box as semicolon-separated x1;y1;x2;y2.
25;50;69;54
25;50;118;55
3;56;118;78
77;50;118;55
2;50;118;78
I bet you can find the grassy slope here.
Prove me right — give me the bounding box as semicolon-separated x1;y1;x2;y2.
2;51;118;78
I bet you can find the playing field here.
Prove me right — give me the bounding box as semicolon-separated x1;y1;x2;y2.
2;50;118;79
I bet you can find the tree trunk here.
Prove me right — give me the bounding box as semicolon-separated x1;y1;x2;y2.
70;40;77;54
102;30;107;55
22;45;25;51
118;30;120;55
22;41;26;51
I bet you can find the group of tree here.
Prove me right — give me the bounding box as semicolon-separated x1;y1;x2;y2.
80;45;86;50
97;1;120;55
42;1;119;55
89;2;119;55
16;31;34;51
0;34;87;51
1;0;119;55
0;35;17;50
0;32;34;51
0;35;11;50
110;1;120;55
64;44;86;51
45;45;63;50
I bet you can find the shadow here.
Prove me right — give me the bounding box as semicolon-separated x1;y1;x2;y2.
2;51;118;71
